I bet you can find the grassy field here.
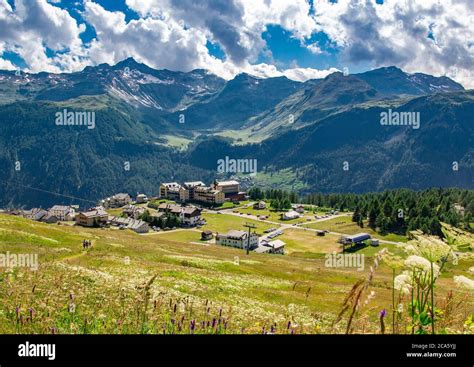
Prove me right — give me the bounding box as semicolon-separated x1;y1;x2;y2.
302;216;408;243
201;213;274;235
235;206;317;225
0;214;472;334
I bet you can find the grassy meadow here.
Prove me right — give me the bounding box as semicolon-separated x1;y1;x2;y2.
0;213;472;335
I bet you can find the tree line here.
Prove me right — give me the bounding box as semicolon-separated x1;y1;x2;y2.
248;187;473;236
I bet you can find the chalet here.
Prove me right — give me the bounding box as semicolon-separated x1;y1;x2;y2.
282;210;300;220
123;204;146;220
216;230;259;250
158;203;202;226
254;245;271;254
101;193;132;208
108;216;149;233
201;230;213;240
253;201;266;210
136;193;149;204
75;207;108;227
293;205;305;214
23;208;48;221
40;213;59;224
265;239;285;254
258;239;285;254
49;205;76;221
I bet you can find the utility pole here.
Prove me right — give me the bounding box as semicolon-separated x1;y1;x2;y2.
243;223;257;255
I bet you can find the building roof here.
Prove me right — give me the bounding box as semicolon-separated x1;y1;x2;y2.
345;233;371;242
225;230;247;239
80;208;108;218
41;213;58;221
161;182;181;188
113;193;130;200
267;239;285;249
254;245;271;254
50;205;72;212
158;203;200;216
183;181;205;188
215;180;240;186
283;210;300;219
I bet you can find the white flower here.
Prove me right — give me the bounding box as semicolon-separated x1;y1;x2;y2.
453;275;474;292
397;303;404;313
394;273;412;295
468;267;474;275
405;255;440;277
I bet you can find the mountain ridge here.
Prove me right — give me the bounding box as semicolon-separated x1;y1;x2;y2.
0;58;471;207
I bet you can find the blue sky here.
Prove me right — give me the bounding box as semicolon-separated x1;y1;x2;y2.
0;0;472;87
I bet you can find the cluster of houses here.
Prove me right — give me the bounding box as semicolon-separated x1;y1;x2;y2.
15;205;78;224
159;180;246;205
75;204;151;233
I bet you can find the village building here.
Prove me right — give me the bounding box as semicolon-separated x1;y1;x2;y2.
40;213;59;224
254;245;272;254
22;208;48;221
340;233;371;251
253;201;266;210
108;216;149;233
281;210;300;220
75;207;108;227
201;230;213;240
212;180;246;201
193;186;225;205
216;230;259;250
293;205;305;214
123;204;146;220
179;181;206;202
101;193;132;208
159;183;182;201
49;205;76;221
157;203;202;226
263;239;285;254
135;193;149;204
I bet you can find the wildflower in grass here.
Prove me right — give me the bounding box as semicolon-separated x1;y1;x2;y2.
397;304;404;313
468;267;474;275
380;309;386;334
405;255;440;278
394;273;412;295
453;275;474;292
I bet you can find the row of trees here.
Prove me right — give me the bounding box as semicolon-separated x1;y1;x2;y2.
303;188;473;236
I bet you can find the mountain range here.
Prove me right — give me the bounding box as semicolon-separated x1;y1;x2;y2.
0;57;472;207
